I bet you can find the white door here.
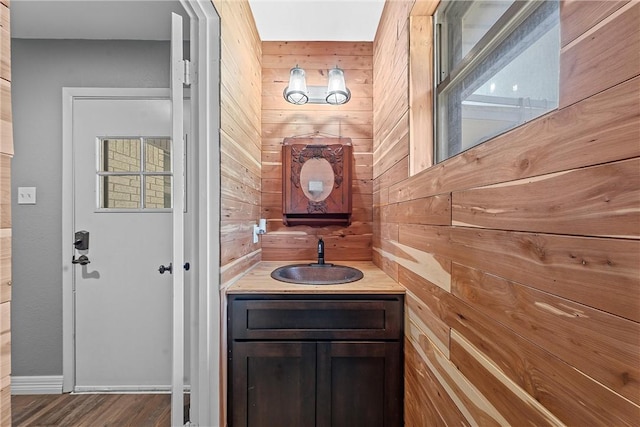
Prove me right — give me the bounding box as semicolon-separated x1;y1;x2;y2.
72;96;188;391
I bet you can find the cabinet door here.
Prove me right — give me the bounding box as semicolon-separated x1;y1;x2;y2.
316;342;403;427
231;342;316;427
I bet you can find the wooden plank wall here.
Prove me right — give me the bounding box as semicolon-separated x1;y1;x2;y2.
213;0;263;288
0;0;10;425
212;0;262;424
373;0;640;425
261;41;374;262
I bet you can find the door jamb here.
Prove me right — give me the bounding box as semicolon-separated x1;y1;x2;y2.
179;1;221;425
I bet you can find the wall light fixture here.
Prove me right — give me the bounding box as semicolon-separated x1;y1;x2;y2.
284;65;351;105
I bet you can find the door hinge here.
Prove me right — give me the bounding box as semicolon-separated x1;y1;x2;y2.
181;59;192;87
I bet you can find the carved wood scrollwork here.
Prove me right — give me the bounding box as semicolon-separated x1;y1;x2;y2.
290;144;345;190
307;200;328;214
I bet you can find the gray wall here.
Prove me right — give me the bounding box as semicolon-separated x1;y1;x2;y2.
11;39;171;376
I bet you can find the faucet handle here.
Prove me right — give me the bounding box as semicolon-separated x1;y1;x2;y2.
317;237;325;265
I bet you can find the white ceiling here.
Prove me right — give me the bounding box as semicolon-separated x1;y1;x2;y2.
10;0;384;42
249;0;385;41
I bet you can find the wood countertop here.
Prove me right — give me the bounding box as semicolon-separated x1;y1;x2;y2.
226;261;405;294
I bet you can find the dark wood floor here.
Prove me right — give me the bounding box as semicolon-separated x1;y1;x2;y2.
12;394;173;427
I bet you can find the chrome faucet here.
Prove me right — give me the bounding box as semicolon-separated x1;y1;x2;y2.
317;238;325;265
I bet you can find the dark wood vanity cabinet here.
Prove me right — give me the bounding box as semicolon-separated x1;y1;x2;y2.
227;294;404;427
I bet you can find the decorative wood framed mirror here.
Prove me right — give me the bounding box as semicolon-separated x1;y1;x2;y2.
282;137;353;226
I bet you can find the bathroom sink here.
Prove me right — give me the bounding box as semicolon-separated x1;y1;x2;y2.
271;264;364;285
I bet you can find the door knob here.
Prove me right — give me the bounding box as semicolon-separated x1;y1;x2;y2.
158;263;173;274
158;263;190;274
72;255;91;265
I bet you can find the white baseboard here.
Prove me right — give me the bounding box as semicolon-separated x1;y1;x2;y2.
11;375;63;395
11;376;190;395
73;385;173;393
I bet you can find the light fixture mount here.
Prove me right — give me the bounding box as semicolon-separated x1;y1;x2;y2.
284;65;351;105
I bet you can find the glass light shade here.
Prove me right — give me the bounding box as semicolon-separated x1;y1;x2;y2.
284;66;308;105
326;67;351;105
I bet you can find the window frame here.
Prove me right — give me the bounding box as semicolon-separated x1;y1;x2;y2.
433;0;560;163
96;136;174;212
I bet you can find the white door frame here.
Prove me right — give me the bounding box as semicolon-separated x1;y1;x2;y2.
61;2;221;425
179;1;221;425
171;12;187;426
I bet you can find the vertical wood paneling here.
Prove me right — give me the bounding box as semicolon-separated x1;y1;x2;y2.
408;15;433;175
410;0;440;17
261;41;373;262
374;0;640;425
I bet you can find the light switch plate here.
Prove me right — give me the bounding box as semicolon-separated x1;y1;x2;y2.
18;187;37;205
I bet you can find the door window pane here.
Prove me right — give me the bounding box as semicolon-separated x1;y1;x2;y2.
144;138;172;173
145;176;172;209
101;139;141;172
100;175;141;209
97;137;173;210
